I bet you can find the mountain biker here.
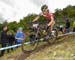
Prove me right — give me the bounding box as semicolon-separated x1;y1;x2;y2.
33;5;55;34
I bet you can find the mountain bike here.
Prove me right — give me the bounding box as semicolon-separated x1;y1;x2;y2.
22;22;58;52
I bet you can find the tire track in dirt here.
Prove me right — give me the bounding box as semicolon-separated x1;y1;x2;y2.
16;35;72;60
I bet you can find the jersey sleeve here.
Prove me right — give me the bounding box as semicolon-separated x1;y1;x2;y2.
50;13;54;18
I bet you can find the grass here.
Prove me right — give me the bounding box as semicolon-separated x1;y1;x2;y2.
26;35;75;60
0;35;75;60
0;40;48;60
0;46;22;60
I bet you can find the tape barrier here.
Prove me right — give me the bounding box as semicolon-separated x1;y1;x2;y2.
0;32;75;51
0;42;30;51
58;32;75;37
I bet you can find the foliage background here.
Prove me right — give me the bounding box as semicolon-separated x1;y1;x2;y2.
0;5;75;32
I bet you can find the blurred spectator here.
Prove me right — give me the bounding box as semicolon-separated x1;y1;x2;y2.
7;31;15;51
65;19;70;33
0;25;9;57
73;20;75;32
15;27;26;44
59;25;64;33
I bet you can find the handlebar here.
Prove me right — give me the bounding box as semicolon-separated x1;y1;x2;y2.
29;21;49;31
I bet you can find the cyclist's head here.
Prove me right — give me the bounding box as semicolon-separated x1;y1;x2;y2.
41;5;48;12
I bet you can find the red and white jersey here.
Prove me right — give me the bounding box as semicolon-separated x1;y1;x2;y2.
43;12;54;20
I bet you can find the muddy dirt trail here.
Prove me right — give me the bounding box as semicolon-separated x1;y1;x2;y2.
16;35;75;60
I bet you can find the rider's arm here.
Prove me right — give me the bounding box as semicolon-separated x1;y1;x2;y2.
33;16;40;22
33;12;43;22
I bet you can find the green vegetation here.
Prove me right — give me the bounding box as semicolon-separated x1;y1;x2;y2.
0;5;75;32
54;5;75;26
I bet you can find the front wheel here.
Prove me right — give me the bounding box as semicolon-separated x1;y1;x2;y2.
21;35;38;53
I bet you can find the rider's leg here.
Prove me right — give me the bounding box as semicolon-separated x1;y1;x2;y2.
49;21;55;32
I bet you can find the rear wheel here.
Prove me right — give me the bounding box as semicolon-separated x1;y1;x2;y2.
47;29;58;44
